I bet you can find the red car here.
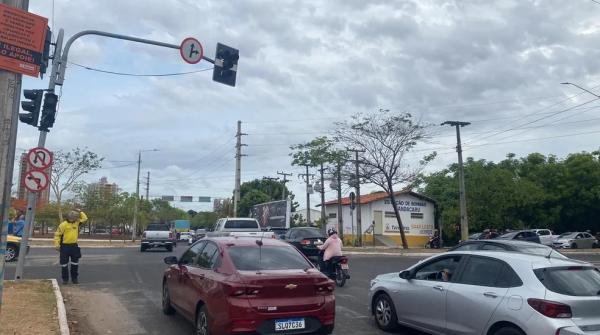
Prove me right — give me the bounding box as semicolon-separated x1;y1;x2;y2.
162;236;335;335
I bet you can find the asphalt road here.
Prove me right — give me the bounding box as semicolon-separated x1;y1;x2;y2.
4;247;600;335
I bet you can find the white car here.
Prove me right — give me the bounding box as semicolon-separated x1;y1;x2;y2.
178;232;192;241
552;232;597;249
531;229;556;246
369;250;600;335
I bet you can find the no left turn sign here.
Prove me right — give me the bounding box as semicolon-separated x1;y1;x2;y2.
27;147;52;170
180;37;203;64
23;170;49;193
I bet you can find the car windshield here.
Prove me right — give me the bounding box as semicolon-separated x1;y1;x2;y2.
146;224;169;231
535;267;600;296
294;228;324;239
558;232;574;238
228;246;312;271
224;220;258;229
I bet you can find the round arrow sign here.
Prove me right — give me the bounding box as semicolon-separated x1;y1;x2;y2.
23;170;49;193
27;147;52;170
180;37;203;64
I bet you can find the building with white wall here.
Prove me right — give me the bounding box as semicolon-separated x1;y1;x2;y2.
323;191;437;248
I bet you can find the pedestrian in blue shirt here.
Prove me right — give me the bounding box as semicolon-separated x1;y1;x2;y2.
13;214;25;237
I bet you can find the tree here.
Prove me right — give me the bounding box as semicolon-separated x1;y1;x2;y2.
50;148;103;221
190;211;218;230
334;110;435;249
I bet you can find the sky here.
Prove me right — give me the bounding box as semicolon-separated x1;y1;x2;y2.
12;0;600;212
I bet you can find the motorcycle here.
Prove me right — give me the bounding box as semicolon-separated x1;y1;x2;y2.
317;251;350;287
426;235;441;249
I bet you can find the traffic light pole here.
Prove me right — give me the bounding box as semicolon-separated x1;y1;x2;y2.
14;29;64;280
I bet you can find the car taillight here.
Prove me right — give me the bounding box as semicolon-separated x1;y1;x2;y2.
527;298;572;318
300;239;311;245
315;283;334;294
340;257;348;264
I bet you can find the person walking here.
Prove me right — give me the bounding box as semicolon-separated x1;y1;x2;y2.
54;209;88;284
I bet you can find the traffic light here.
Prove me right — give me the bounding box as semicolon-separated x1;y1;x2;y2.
19;89;44;127
39;27;52;78
212;43;239;87
39;92;58;131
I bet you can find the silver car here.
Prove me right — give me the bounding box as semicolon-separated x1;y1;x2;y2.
553;232;597;249
369;251;600;335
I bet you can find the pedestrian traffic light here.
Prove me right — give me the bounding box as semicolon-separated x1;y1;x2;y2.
39;92;58;131
19;89;44;127
212;43;239;87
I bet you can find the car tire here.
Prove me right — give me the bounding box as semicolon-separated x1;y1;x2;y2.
5;244;17;262
196;305;210;335
166;246;173;252
373;294;398;332
140;245;146;252
162;282;175;315
493;326;525;335
571;243;578;249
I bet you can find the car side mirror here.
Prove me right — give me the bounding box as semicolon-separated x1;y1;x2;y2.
164;256;178;265
399;270;411;280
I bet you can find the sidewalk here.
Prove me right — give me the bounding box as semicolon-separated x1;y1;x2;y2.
30;238;140;248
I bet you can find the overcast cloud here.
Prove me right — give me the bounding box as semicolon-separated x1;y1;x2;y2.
14;0;600;211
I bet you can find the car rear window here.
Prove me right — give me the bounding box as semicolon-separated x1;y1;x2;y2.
228;246;312;271
534;267;600;296
294;228;324;239
147;224;169;231
224;220;259;229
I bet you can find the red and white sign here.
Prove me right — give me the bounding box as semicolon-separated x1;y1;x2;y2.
23;170;49;193
27;147;52;170
0;3;48;77
180;37;203;64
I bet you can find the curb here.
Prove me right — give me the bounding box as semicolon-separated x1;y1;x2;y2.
50;278;70;335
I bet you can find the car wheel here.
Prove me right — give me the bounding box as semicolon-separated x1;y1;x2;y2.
166;246;173;252
493;326;525;335
162;282;175;315
373;294;398;331
140;245;146;252
571;243;578;249
5;244;17;262
196;305;210;335
335;266;346;287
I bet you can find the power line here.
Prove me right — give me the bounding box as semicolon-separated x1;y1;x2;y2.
69;61;214;77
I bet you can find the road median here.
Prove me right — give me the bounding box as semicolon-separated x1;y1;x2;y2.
0;279;68;335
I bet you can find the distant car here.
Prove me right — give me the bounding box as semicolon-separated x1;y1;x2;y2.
210;217;275;238
5;235;28;262
264;227;288;239
141;224;174;252
468;232;485;240
162;236;335;334
178;232;192;241
194;229;207;239
369;250;600;334
450;239;567;259
553;232;597;249
497;230;541;244
531;229;556;246
283;227;327;261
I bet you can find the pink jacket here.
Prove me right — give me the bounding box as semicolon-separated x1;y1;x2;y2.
319;234;343;261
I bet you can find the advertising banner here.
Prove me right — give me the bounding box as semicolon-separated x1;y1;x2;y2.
251;200;291;228
0;3;48;77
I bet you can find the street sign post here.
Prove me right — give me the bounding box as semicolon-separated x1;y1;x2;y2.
23;170;49;193
26;147;52;170
179;37;203;64
0;3;48;77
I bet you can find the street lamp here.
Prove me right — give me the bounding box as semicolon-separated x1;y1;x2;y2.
132;148;159;241
560;82;600;98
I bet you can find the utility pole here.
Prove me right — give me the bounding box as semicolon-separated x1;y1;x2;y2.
298;166;314;225
262;176;279;198
132;149;158;242
277;171;292;200
233;120;246;216
335;164;343;240
318;164;327;234
145;171;150;201
0;0;29;304
348;149;365;247
442;121;470;242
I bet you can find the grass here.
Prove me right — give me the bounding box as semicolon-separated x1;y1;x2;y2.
0;280;59;335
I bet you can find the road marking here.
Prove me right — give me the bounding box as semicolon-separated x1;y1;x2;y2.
336;304;370;319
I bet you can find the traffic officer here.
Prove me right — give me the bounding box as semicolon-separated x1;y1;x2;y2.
54;209;88;284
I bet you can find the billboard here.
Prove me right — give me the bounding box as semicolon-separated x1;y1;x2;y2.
0;3;48;77
251;200;291;229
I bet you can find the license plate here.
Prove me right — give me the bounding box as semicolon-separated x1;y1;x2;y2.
275;318;305;331
341;263;349;270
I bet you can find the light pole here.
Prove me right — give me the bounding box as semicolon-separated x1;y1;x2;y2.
560;82;600;98
132;149;158;241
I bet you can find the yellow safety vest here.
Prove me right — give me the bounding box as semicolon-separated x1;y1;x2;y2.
54;212;88;247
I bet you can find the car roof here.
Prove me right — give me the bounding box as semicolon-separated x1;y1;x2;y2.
443;250;591;268
289;226;321;230
206;236;291;247
461;239;545;247
221;217;257;221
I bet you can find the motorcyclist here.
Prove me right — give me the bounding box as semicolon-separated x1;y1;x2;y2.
429;229;440;248
318;228;343;275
